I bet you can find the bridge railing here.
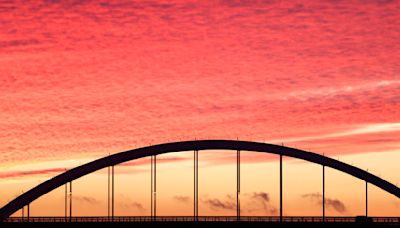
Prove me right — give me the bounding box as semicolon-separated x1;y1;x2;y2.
3;216;400;223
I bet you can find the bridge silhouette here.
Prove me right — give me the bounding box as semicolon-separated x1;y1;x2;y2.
1;140;399;224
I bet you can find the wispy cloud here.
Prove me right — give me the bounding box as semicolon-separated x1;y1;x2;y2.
247;192;277;215
1;2;400;213
0;167;66;179
119;156;190;167
0;39;40;48
203;195;236;211
73;196;100;205
251;192;270;202
119;201;145;212
302;193;347;213
284;80;400;102
269;122;400;144
1;0;399;169
202;192;278;214
130;202;145;211
173;195;191;204
0;155;191;179
117;195;145;212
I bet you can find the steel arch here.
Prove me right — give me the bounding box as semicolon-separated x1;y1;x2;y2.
1;140;399;221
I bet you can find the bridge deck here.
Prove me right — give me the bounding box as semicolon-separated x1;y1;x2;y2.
4;216;400;223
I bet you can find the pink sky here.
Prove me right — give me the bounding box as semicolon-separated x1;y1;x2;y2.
0;0;399;216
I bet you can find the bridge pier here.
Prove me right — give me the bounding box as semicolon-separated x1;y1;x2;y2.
27;204;29;222
280;154;283;222
155;156;157;219
69;181;72;222
237;150;240;221
65;183;67;219
366;181;368;217
108;166;110;218
194;150;199;221
323;165;325;222
151;155;157;221
112;166;115;222
151;156;153;219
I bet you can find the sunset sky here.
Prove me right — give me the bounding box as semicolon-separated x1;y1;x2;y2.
1;0;399;217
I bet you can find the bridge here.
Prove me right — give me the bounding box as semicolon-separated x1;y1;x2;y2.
1;140;399;223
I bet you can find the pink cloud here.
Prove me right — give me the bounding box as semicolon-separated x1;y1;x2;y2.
119;156;189;167
0;168;66;179
0;0;399;169
0;155;191;179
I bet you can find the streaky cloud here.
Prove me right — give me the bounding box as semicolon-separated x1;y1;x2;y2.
302;192;347;213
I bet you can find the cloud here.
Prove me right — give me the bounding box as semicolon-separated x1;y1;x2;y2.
173;195;191;204
117;195;145;212
119;156;190;167
202;192;277;214
130;202;145;211
73;196;100;205
203;195;236;211
119;201;145;211
0;155;191;179
220;0;276;8
302;193;347;213
248;192;277;215
0;3;399;215
284;80;400;102
0;39;40;48
200;151;278;167
269;122;400;144
329;122;400;138
0;168;66;179
1;0;400;180
252;192;270;202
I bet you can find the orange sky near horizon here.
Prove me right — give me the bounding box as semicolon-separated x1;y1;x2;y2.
0;0;399;217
